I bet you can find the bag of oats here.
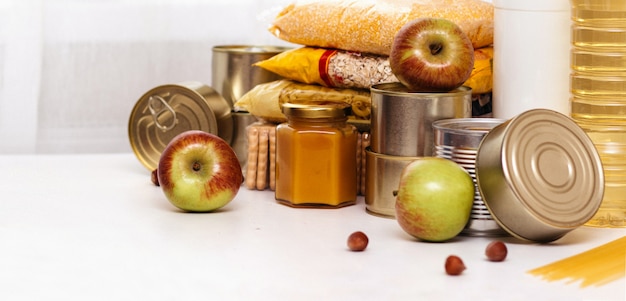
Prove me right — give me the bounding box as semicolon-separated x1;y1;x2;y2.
254;47;396;90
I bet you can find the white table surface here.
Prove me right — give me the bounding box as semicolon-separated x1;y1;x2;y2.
0;154;624;301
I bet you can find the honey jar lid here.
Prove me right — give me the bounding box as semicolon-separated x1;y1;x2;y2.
128;82;232;171
476;109;604;242
282;102;351;119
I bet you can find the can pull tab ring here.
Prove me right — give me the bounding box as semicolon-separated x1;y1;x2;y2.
148;95;177;131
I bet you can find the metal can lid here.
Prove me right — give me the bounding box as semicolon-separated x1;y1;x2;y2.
282;102;352;120
128;82;233;171
477;109;604;242
212;45;292;54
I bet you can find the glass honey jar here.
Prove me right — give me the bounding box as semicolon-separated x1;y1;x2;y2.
275;102;357;208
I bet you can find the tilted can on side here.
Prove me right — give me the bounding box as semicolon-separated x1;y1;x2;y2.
475;109;604;242
128;82;233;171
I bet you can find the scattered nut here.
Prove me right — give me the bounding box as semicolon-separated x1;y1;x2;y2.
151;169;159;186
347;231;369;251
445;255;466;276
485;240;508;262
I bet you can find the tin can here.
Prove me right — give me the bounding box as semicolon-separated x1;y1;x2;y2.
364;148;420;217
370;82;472;157
476;109;604;242
433;118;507;236
128;81;233;170
211;45;291;107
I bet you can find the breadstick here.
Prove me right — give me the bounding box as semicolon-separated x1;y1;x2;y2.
245;125;259;189
360;132;370;196
356;133;363;195
257;127;270;190
268;126;277;191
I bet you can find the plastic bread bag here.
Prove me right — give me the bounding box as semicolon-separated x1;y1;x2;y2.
254;46;494;94
268;0;494;56
234;79;371;123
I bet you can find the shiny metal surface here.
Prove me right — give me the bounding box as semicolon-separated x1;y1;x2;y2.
364;148;420;218
370;82;472;157
433;118;507;236
476;109;605;242
211;45;290;108
128;82;233;171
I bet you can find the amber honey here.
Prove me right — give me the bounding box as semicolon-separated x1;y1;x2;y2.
275;103;357;208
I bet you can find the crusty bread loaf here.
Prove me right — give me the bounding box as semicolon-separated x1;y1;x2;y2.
269;0;494;56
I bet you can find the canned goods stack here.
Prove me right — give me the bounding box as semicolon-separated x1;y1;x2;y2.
364;82;473;218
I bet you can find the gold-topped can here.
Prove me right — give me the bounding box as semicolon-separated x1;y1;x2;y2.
476;109;604;242
128;81;233;170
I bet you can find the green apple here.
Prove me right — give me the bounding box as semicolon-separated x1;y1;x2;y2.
157;130;243;212
395;157;474;242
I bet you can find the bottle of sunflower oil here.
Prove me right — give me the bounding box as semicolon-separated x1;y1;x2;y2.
571;0;626;227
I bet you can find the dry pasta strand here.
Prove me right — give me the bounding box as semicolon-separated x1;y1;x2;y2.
528;236;626;288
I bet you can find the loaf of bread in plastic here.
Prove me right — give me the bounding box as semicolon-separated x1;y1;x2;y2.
269;0;494;56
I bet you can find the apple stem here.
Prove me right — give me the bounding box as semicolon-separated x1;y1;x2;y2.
192;161;202;172
430;43;443;56
392;190;398;197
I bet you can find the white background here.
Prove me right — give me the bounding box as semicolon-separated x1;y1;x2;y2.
0;0;294;154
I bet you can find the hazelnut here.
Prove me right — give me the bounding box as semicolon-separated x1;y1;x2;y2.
445;255;466;276
151;169;160;186
347;231;369;251
485;240;508;262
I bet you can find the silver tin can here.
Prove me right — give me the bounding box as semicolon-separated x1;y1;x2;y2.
476;109;604;242
211;45;291;108
433;118;507;236
370;82;472;157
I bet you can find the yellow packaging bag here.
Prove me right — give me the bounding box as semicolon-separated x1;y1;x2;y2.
255;46;494;94
464;47;493;95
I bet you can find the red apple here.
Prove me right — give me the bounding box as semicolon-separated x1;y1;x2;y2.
395;157;474;242
389;17;474;92
157;130;243;212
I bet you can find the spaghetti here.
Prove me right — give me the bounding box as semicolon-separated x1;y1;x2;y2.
528;236;626;287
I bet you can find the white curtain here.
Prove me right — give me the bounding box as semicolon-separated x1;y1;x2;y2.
0;0;293;154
